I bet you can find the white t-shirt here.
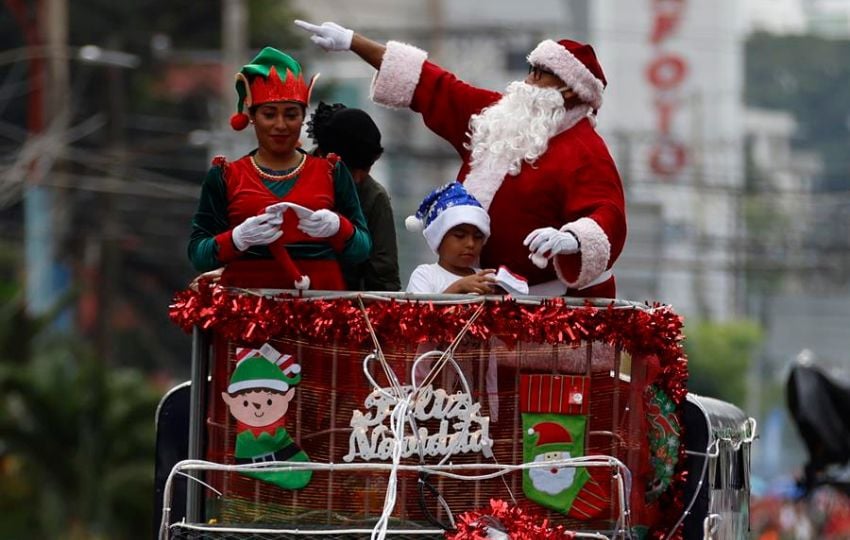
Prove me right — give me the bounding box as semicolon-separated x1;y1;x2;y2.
406;263;480;294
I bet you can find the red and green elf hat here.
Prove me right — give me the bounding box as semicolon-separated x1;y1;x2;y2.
230;46;319;131
227;353;302;394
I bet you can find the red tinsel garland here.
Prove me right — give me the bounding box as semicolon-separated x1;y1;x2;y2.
169;284;689;537
447;499;577;539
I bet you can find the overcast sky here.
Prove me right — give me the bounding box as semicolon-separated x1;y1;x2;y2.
745;0;850;34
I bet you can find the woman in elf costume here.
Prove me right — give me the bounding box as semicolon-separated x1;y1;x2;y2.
188;47;371;290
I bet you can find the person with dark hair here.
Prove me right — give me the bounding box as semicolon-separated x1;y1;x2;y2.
308;102;401;291
187;48;371;290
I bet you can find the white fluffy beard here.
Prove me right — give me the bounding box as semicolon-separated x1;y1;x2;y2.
528;451;575;495
463;81;593;210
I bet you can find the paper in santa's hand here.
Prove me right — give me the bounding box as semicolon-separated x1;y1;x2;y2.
494;265;529;296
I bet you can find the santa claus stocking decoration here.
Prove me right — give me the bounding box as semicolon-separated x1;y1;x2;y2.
520;374;593;514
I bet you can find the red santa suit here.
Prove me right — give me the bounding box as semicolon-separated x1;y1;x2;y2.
370;40;626;298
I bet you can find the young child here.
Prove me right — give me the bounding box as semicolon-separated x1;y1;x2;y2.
405;182;502;420
405;182;496;294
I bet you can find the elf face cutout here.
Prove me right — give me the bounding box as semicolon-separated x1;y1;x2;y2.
222;388;295;427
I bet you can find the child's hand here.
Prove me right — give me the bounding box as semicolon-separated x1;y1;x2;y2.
444;269;496;294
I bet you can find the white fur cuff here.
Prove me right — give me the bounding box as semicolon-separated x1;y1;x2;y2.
555;217;611;289
370;41;428;109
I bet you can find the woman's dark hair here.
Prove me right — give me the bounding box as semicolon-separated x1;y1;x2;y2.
307;102;384;171
307;102;346;143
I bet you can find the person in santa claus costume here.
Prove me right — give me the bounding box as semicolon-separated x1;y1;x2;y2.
294;20;626;297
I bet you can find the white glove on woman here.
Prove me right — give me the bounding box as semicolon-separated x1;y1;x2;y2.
232;213;283;252
523;227;580;269
264;202;289;216
297;209;340;238
294;20;354;51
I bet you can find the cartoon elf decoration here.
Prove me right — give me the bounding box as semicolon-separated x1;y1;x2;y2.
521;374;610;519
221;345;312;490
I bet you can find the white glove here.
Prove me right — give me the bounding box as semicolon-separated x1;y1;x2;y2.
297;209;340;238
523;227;580;269
232;213;283;251
294;20;354;51
264;202;289;217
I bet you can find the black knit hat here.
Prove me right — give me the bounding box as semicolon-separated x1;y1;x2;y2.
308;102;383;171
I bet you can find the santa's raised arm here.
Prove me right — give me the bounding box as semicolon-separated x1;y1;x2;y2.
295;20;626;298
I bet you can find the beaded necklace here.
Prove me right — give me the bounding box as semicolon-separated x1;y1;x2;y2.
250;153;306;181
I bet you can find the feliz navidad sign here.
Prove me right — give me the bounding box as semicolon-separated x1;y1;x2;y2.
343;384;494;462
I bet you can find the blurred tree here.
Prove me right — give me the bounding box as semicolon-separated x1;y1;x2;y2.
0;281;161;540
746;33;850;192
0;0;305;378
683;320;763;408
742;194;793;298
745;33;850;293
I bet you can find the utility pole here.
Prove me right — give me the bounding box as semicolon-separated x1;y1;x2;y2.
187;1;250;523
45;0;69;122
690;89;710;320
217;0;249;160
93;34;129;363
46;0;70;329
22;0;69;319
426;0;444;59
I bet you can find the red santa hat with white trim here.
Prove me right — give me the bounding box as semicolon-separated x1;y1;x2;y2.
527;39;607;112
528;421;573;447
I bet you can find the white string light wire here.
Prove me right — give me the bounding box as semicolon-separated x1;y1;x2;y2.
160;457;631;539
358;302;485;539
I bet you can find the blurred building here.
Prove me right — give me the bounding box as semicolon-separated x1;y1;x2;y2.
591;0;746;319
744;107;822;295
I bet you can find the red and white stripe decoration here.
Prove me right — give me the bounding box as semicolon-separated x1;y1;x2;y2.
234;346;259;364
275;353;301;376
519;374;590;415
236;344;301;375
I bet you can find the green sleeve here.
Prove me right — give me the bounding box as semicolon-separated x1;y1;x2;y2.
333;162;372;265
363;188;401;291
187;167;229;272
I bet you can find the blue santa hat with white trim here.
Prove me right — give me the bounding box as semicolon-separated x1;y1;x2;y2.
405;181;491;253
